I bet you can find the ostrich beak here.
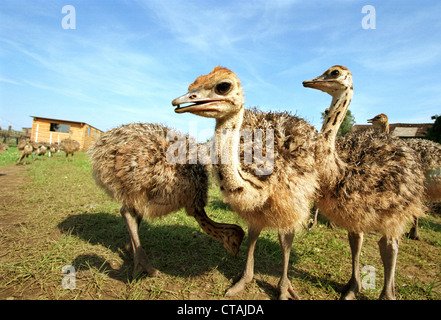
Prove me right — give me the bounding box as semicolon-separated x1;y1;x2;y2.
302;79;318;88
172;91;224;114
302;77;332;91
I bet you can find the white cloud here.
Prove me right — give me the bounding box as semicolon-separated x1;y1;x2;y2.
138;0;300;54
0;77;21;85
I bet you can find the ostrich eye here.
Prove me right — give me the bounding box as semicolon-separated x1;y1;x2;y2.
330;70;340;77
215;81;232;95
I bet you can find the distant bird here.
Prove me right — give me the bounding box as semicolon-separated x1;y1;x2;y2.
16;139;34;165
0;142;9;155
48;143;60;158
60;138;80;161
34;143;48;159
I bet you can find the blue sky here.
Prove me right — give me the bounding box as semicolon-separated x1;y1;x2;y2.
1;0;440;141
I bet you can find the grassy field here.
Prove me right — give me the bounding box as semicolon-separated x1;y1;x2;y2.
0;147;440;300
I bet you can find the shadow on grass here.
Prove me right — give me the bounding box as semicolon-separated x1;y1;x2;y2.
57;212;257;278
58;212;345;299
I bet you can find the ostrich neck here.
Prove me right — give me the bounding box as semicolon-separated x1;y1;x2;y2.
317;88;353;186
320;89;353;144
214;108;246;191
213;107;266;198
383;122;390;134
373;121;390;134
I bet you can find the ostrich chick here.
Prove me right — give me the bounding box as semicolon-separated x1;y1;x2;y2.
0;142;9;155
173;67;319;299
304;66;427;300
60;138;80;161
88;123;244;277
35;143;48;159
368;113;441;239
16;140;34;165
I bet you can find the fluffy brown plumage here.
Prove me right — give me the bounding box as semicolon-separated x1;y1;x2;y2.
368;114;441;200
400;138;441;201
60;138;80;161
88;122;244;277
321;130;426;237
368;113;441;239
90;123;207;218
35;143;48;158
16;140;34;165
228;108;319;231
17;139;30;151
0;142;8;155
49;143;60;157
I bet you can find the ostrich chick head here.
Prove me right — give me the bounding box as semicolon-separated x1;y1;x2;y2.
303;65;353;96
368;113;390;133
367;113;389;125
172;66;244;119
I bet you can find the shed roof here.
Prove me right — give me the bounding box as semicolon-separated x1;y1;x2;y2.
30;116;103;132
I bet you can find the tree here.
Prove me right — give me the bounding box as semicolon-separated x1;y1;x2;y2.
320;109;356;136
425;114;441;143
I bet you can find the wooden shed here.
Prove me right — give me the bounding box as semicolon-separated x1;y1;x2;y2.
30;116;104;151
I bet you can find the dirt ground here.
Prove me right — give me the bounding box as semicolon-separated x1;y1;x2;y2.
0;166;32;299
0;166;29;229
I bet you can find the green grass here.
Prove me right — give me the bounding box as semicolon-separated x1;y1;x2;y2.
0;146;20;167
0;151;440;300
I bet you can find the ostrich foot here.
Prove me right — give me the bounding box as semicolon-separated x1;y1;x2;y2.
379;290;396;300
132;247;160;278
341;289;357;300
278;279;300;300
221;226;245;258
225;226;260;297
340;278;360;300
225;275;253;297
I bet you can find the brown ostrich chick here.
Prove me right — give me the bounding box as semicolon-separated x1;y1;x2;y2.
88;122;244;277
368;113;441;239
173;66;319;299
304;66;427;300
60;138;80;161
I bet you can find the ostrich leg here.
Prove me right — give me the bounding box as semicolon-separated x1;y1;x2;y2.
120;205;160;277
378;236;399;300
278;230;300;300
191;207;244;257
309;206;319;230
407;217;420;240
225;226;261;297
342;232;363;300
16;154;24;165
